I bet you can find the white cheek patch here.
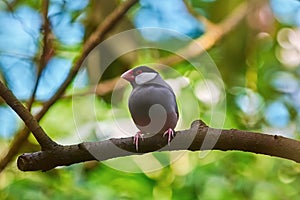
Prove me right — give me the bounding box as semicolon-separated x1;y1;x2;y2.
135;72;157;85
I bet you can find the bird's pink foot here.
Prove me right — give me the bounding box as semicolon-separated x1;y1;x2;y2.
133;131;144;151
163;128;175;145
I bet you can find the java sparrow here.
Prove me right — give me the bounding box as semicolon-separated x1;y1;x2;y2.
121;66;179;150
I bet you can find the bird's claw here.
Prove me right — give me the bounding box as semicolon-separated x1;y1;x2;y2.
163;128;175;145
133;131;144;151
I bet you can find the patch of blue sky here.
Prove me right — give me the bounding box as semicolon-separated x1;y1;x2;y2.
265;101;290;128
0;56;36;100
270;0;300;26
50;0;89;11
50;12;85;45
134;0;204;41
0;106;18;139
0;6;41;57
35;57;72;101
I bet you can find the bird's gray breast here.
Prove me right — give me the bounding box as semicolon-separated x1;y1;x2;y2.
128;84;178;133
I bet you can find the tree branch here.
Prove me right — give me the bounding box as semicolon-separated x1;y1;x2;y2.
82;0;138;54
0;0;138;172
17;120;300;172
0;80;57;150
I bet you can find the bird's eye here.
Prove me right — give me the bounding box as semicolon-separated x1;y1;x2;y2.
135;69;142;75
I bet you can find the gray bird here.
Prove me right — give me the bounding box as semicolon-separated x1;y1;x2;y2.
121;66;179;150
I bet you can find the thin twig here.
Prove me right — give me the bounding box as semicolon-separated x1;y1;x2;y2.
27;0;53;110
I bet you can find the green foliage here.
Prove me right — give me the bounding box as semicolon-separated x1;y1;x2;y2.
2;152;300;199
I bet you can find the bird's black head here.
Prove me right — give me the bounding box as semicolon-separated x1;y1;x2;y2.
133;66;157;74
121;66;159;86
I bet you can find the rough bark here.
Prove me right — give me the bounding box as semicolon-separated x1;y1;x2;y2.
17;120;300;172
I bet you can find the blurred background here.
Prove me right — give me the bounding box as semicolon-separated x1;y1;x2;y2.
1;0;300;199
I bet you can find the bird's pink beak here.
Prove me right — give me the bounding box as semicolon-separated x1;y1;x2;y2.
121;70;135;82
